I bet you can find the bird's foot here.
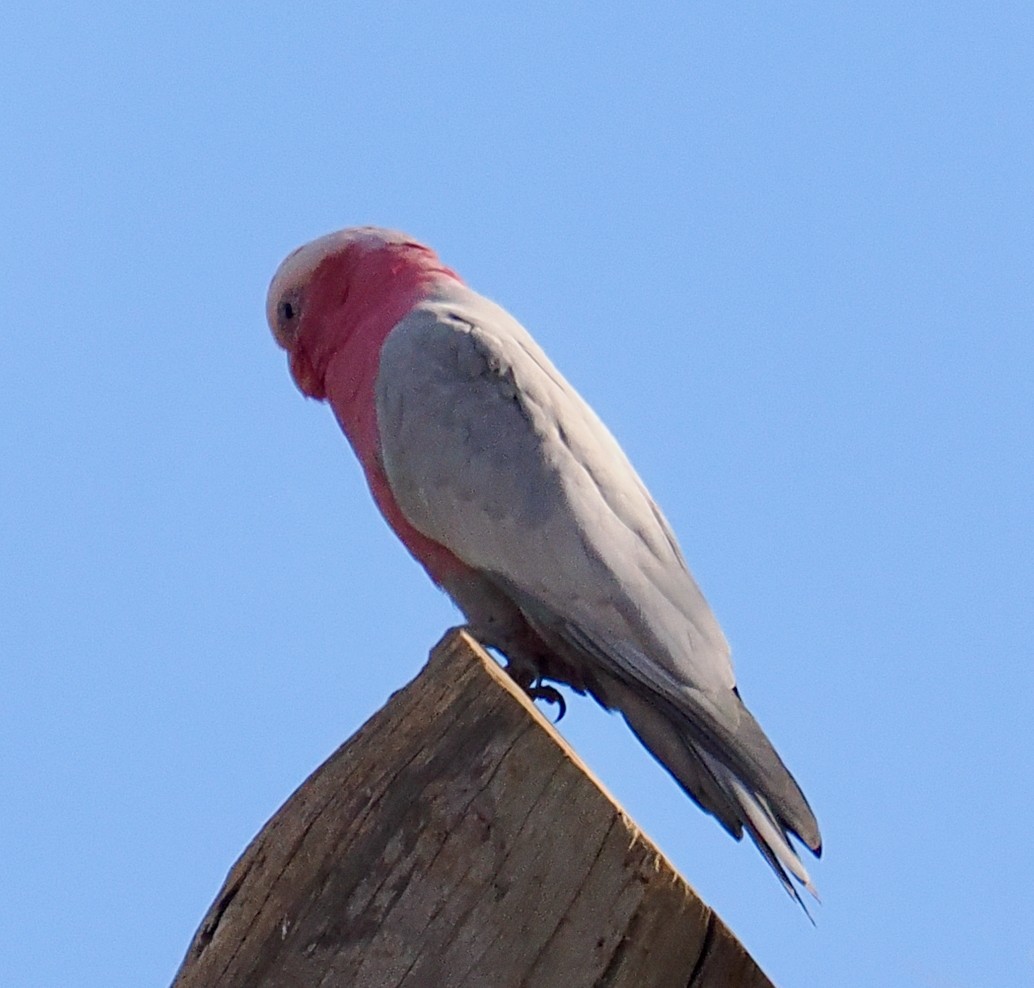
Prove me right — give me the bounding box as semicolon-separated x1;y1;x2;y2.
497;653;567;721
525;680;567;721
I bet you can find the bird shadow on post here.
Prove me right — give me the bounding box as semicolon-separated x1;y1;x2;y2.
171;629;775;988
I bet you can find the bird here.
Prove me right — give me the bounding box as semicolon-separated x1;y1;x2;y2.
266;226;821;904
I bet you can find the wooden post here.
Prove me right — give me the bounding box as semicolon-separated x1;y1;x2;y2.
172;630;775;988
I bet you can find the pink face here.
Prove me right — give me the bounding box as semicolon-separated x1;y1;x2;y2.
266;231;357;400
270;292;325;400
267;227;441;400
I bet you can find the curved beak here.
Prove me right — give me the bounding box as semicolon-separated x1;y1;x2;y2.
289;347;326;400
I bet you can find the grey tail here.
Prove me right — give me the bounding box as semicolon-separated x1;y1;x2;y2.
610;680;821;909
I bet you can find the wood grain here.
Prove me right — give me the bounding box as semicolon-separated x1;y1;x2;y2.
171;629;775;988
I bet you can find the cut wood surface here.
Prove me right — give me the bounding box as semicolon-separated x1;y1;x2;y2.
171;629;775;988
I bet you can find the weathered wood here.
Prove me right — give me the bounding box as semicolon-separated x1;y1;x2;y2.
172;629;775;988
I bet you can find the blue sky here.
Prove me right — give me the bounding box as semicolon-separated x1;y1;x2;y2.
3;3;1032;985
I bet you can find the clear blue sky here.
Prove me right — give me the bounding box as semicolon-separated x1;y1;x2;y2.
3;4;1031;986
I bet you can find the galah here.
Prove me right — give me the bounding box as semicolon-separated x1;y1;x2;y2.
266;227;821;902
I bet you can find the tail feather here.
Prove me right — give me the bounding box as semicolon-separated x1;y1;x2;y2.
544;606;822;856
717;761;819;910
617;685;745;839
719;700;823;855
495;589;822;904
611;677;820;909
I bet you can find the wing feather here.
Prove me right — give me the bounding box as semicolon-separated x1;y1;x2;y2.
376;286;732;692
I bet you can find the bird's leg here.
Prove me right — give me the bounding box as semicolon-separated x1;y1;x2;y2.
524;678;567;721
493;654;565;719
486;641;568;721
474;640;567;721
440;574;569;720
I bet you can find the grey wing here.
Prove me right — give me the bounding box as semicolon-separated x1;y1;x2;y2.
375;288;821;894
376;290;733;691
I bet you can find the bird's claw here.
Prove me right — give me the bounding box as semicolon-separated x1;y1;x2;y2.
526;682;567;721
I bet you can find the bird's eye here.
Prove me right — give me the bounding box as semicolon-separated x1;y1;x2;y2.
275;293;303;343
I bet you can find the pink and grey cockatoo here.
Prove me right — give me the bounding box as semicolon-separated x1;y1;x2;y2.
266;227;821;902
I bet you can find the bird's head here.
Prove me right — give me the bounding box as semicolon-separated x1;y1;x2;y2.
266;227;458;400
